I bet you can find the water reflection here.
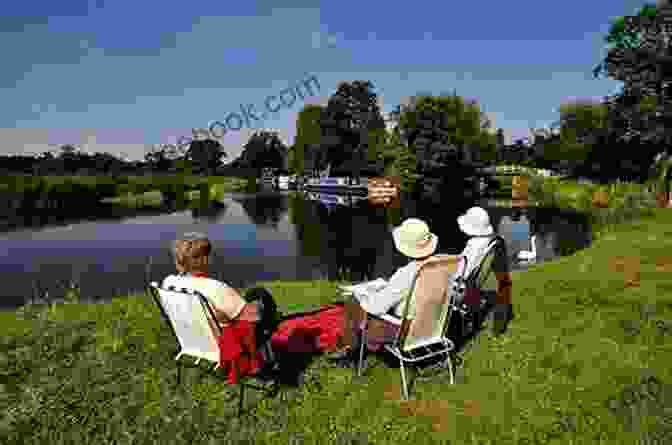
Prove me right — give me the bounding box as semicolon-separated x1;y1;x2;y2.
0;191;593;311
290;192;391;282
232;193;286;228
190;201;229;221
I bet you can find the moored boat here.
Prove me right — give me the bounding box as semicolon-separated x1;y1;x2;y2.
303;190;368;208
303;176;369;194
277;175;291;190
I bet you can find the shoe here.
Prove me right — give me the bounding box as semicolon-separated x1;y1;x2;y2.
326;347;353;362
252;365;278;382
492;304;514;336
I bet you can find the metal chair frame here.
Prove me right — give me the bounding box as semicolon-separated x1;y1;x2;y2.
353;255;464;399
352;236;506;399
148;282;279;417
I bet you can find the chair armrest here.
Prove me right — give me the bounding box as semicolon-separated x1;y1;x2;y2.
368;313;402;326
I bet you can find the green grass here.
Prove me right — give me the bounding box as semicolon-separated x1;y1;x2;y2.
0;174;246;197
100;177;247;209
100;190;199;208
0;175;248;211
2;186;672;443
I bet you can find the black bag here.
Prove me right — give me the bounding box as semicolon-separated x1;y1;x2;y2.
244;287;280;343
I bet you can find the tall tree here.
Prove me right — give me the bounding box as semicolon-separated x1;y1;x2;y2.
187;138;226;175
594;3;672;146
381;122;418;192
293;104;324;176
396;93;495;180
144;144;182;171
238;130;288;173
57;144;81;174
319;80;386;179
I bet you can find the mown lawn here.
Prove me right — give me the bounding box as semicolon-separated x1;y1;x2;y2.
1;202;672;444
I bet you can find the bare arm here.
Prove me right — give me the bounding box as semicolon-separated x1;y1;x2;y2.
213;287;259;325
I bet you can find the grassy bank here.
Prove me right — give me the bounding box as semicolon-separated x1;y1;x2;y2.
100;177;248;209
0;174;246;197
2;187;672;444
0;175;248;213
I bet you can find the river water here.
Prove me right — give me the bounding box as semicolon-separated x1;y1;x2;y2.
0;190;592;311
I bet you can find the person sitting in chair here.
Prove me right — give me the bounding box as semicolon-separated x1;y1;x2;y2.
328;211;514;366
328;218;449;365
162;232;280;374
455;206;514;334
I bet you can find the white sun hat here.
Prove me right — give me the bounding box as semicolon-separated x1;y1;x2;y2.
457;207;494;236
392;218;439;259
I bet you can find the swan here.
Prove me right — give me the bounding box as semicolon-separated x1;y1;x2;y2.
517;234;537;262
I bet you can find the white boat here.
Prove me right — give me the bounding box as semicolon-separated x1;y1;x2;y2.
277;175;291;190
303;176;369;194
304;191;367;208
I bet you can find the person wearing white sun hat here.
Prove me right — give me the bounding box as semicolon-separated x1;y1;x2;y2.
456;206;514;335
328;218;446;365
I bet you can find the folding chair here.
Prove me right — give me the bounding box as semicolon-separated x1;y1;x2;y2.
148;282;279;417
355;255;465;400
449;236;506;339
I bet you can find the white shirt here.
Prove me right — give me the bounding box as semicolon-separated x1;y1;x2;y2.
364;260;419;315
460;236;494;278
162;274;247;320
361;236;494;316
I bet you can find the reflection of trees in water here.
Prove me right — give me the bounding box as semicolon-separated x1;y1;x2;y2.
288;193;594;280
233;195;286;228
190;201;229;222
290;196;390;282
520;207;591;257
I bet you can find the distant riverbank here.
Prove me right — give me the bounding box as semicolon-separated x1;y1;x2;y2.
0;175;248;219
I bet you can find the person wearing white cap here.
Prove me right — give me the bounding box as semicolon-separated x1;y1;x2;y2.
456;207;514;335
328;217;444;364
329;210;514;365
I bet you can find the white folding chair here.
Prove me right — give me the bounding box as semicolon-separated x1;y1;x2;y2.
356;255;465;400
148;282;279;417
450;235;506;338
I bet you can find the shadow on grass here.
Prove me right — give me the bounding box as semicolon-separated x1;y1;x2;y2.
270;304;344;387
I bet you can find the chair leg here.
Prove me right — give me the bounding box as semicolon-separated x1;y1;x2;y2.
399;360;410;400
443;352;455;385
260;341;275;368
357;327;367;377
237;383;245;418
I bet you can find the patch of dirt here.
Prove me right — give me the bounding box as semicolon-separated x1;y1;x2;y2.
655;256;672;274
462;399;482;417
383;381;402;401
386;379;482;432
397;398;455;431
608;256;641;287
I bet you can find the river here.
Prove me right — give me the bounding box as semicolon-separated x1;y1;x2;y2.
0;189;592;311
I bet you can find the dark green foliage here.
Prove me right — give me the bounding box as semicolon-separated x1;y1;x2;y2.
594;3;672;149
317;80;386;177
237;130;288;173
187;139;227;176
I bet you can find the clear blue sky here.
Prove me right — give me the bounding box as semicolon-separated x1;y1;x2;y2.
0;0;648;161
